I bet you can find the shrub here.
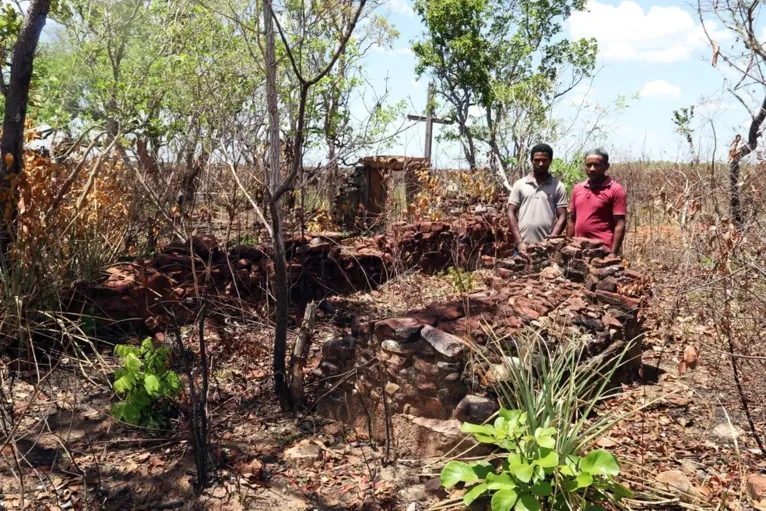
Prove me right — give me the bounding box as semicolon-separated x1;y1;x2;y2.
111;338;182;429
441;408;631;510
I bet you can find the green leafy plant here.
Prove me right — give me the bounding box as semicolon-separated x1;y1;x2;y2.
441;408;632;510
440;266;475;295
111;338;182;429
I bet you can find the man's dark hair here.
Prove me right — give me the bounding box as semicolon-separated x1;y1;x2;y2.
530;143;553;161
585;147;609;164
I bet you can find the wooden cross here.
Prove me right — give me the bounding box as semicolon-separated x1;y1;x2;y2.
407;81;453;161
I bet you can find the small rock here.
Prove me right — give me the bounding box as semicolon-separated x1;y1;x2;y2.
425;477;447;497
374;317;424;341
656;470;701;501
713;423;745;440
414;357;439;375
540;266;562;279
454;395;499;424
445;372;461;382
746;474;766;506
284;442;322;468
487;356;522;382
411;417;463;437
381;339;412;355
420;326;465;358
385;382;400;395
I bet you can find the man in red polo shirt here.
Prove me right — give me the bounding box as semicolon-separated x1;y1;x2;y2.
567;149;626;255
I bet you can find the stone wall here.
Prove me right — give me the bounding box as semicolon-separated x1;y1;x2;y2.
316;236;650;456
64;210;514;332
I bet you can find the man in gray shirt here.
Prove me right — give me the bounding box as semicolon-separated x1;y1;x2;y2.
508;143;568;254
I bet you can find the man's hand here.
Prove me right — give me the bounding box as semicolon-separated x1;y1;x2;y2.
518;242;529;254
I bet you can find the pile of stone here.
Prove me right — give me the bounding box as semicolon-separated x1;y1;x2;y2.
65;211;521;331
316;236;650;455
64;233;391;331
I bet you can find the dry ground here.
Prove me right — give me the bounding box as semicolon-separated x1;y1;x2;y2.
1;230;764;511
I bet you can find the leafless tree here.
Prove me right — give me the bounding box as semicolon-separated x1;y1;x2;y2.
699;0;766;226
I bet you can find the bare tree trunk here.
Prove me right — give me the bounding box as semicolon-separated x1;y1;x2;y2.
288;301;317;404
730;93;766;226
262;0;291;408
0;0;51;252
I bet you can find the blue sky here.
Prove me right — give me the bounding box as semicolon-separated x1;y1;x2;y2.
352;0;753;165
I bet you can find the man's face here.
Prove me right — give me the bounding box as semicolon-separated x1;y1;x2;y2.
584;154;609;181
531;152;551;174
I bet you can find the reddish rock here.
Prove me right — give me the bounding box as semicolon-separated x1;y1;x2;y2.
421;326;465;358
595;290;640;311
454;395;499;424
596;276;619;292
592;255;622;268
374;317;424;341
414;357;439;375
415;373;437;391
747;474;766;505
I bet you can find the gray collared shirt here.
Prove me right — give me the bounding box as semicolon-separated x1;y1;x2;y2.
508;173;568;243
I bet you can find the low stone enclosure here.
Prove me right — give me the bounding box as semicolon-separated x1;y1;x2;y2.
316;236;651;457
64;211;516;331
62;210;651;458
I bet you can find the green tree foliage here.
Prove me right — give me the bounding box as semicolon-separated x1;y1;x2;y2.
412;0;597;175
111;338;182;429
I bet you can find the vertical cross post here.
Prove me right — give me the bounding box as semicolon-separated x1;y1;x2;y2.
408;81;452;162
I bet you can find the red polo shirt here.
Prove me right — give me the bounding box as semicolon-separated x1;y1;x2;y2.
569;177;626;249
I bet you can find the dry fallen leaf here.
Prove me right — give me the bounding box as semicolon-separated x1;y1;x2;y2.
712;40;720;67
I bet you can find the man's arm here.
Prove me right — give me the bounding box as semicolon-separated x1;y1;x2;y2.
552;207;567;236
566;186;577;237
566;211;576;237
610;184;627;255
508;203;528;253
611;216;626;255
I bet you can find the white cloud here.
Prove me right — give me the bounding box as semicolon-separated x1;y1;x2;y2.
639;80;682;99
372;44;413;56
388;0;414;16
569;0;731;63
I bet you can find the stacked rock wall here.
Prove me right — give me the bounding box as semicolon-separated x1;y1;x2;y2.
316;236;650;455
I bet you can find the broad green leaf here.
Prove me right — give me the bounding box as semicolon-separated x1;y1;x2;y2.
144;374;161;395
462;422;496;437
515;493;541;511
114;374;134;394
125;353;142;373
131;391;151;408
510;459;533;483
491;489;518;511
535;449;559;468
110;402;126;420
487;472;517;491
580;450;620;476
141;337;154;350
470;461;494;479
531;481;552;496
575;471;593;488
441;461;478;488
463;483;488;506
559;465;576;477
123;403;140;424
535;435;555;449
